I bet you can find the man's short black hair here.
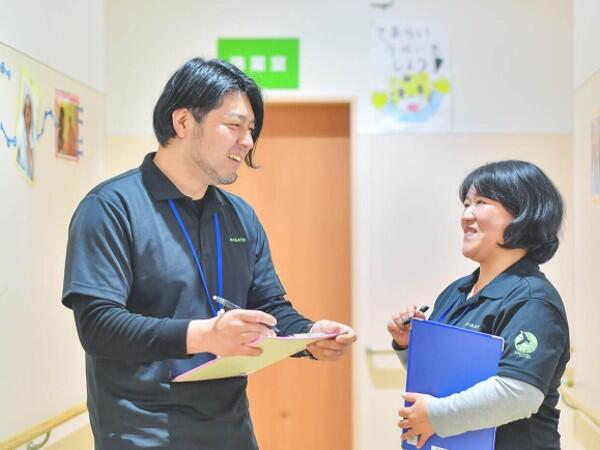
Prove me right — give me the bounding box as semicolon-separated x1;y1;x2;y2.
153;57;263;167
459;160;564;264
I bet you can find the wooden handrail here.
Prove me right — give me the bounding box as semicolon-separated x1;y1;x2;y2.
365;346;395;355
560;386;600;429
0;403;87;450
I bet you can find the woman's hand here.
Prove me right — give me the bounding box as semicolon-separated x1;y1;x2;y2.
387;304;427;348
398;392;435;449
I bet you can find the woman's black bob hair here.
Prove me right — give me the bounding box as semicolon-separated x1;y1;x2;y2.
459;160;564;264
152;57;263;168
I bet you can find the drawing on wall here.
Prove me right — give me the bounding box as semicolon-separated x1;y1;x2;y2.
15;70;40;181
0;59;11;80
1;65;86;185
592;115;600;199
0;60;16;150
55;89;80;160
370;21;451;132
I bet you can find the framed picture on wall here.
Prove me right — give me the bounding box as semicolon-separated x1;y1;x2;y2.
55;89;80;160
592;114;600;199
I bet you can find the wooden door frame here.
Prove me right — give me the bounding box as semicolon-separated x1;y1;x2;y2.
261;96;358;450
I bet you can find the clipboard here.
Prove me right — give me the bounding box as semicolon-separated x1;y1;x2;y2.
403;319;504;450
172;332;338;382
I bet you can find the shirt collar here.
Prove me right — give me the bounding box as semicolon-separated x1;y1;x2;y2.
141;152;185;201
457;257;540;301
140;152;227;215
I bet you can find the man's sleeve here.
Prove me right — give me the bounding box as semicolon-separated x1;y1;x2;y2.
63;195;191;361
496;299;569;394
62;194;133;308
71;295;190;361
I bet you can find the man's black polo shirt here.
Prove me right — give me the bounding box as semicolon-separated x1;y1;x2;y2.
62;153;312;449
429;257;570;450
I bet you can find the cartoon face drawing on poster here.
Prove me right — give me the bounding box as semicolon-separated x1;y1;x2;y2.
15;79;38;181
374;72;450;122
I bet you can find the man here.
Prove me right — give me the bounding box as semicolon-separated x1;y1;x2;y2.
62;58;356;449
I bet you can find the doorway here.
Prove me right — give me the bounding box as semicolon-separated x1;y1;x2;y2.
227;101;352;450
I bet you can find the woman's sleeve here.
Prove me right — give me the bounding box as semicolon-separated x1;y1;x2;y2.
427;375;544;437
393;344;409;368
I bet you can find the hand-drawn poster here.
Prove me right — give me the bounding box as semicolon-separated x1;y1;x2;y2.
55;89;80;160
15;70;40;181
370;21;451;132
592;115;600;199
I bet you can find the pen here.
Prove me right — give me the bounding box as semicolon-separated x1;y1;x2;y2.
212;295;280;334
402;305;429;325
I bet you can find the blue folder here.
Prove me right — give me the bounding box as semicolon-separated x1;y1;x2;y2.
403;319;504;450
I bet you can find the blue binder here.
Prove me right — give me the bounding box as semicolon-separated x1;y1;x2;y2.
403;319;504;450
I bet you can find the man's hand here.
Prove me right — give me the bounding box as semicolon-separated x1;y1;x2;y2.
398;392;435;449
306;320;357;361
186;309;277;356
387;304;427;349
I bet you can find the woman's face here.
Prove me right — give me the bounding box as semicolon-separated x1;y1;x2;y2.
461;186;515;263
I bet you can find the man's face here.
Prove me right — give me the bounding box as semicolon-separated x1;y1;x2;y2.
188;91;255;186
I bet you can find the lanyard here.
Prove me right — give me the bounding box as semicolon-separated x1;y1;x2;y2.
168;199;223;317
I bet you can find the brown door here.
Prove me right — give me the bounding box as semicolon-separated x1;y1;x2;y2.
226;102;352;450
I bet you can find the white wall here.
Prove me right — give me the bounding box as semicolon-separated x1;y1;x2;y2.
571;0;600;438
105;1;574;449
573;0;600;88
0;1;104;446
106;0;571;136
0;0;105;92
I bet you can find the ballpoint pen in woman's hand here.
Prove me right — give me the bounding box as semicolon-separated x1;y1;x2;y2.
402;305;429;325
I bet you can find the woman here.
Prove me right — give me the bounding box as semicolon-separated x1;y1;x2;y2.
388;160;570;450
16;92;35;180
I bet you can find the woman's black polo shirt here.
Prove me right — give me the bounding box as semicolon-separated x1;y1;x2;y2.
429;257;570;450
62;153;312;449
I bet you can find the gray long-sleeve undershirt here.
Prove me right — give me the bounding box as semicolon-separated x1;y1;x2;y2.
395;348;544;437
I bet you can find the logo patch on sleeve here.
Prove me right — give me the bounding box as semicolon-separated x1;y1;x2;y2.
514;331;538;358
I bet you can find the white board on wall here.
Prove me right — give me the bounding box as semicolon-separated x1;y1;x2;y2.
0;41;105;441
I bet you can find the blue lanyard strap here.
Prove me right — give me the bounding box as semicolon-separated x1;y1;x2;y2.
168;199;222;317
213;213;223;298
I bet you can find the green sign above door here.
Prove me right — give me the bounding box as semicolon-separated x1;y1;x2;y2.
217;38;299;89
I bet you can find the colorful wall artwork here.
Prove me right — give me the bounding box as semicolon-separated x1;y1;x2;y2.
370;21;451;132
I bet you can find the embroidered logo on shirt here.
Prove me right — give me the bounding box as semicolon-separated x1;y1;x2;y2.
464;322;481;330
229;237;247;243
514;331;538;358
